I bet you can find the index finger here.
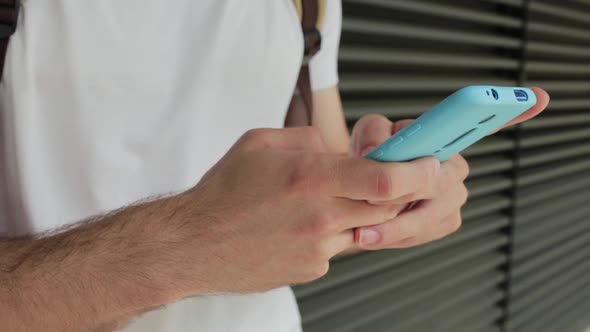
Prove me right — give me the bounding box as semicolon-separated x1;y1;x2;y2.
320;156;441;201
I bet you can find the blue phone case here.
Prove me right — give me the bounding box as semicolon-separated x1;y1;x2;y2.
365;85;536;162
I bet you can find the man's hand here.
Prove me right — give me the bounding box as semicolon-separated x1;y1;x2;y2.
0;87;549;331
347;87;550;250
350;115;469;250
175;127;445;293
1;127;442;331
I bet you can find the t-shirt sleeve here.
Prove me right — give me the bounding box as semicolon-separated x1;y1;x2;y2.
309;0;342;91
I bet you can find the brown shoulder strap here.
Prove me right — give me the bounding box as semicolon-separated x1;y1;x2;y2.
0;0;19;79
288;0;322;127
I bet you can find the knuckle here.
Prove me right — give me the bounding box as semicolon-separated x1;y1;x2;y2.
306;211;338;236
240;128;273;149
353;114;392;149
449;215;463;233
361;114;389;128
303;262;330;283
438;175;453;194
374;167;394;199
456;156;470;180
287;157;325;194
242;128;267;141
364;114;388;131
459;185;469;206
286;166;310;193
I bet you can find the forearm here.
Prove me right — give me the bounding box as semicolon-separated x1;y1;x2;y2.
0;195;190;332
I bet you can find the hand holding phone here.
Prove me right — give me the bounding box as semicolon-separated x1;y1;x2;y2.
365;86;537;162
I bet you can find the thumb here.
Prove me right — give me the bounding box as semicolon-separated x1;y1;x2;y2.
351;114;394;157
351;115;415;157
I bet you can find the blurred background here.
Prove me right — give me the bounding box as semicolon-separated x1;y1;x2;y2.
294;1;590;331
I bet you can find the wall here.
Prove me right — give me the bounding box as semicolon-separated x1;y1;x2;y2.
294;1;590;331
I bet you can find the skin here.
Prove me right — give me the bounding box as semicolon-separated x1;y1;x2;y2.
0;87;549;332
312;86;550;250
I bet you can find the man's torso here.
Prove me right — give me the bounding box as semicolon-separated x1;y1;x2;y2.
0;1;310;331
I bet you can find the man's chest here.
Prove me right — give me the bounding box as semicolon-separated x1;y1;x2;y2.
0;0;305;234
3;0;304;169
6;0;303;119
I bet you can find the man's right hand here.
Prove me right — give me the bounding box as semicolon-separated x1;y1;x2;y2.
166;127;443;295
0;127;460;332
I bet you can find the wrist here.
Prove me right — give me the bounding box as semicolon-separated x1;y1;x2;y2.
115;194;195;306
141;191;214;300
0;195;204;332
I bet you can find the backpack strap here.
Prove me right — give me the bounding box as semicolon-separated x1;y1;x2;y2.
287;0;324;126
0;0;19;79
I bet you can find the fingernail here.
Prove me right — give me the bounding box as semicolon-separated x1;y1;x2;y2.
360;145;377;157
360;228;381;246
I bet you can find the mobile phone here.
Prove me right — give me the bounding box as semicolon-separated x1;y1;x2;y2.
365;85;537;162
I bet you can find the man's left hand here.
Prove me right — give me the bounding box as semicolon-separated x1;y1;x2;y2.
347;87;550;250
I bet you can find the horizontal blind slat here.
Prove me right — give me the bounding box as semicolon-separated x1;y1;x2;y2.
344;0;521;27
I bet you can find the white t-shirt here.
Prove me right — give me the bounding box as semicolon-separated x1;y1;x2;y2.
0;1;341;331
